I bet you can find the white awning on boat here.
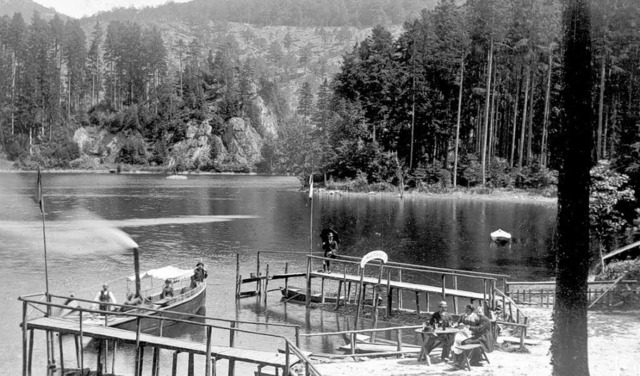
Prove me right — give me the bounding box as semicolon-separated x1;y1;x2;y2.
128;266;193;282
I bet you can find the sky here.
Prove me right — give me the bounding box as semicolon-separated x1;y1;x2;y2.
32;0;193;19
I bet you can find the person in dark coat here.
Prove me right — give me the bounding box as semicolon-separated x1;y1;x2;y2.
321;230;339;272
424;300;454;360
460;308;494;365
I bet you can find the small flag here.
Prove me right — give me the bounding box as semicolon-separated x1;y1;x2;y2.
308;175;313;200
35;166;44;214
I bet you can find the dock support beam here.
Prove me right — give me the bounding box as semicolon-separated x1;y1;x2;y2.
172;351;179;376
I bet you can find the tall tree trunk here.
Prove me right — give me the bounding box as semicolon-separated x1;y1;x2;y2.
541;52;553;166
602;106;609;159
526;68;535;165
510;75;521;168
488;68;498;166
551;1;593;375
518;65;531;168
481;40;493;186
11;51;16;135
596;54;606;160
453;59;465;188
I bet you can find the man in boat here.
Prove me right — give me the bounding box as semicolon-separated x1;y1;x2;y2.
190;262;208;288
120;292;142;311
423;301;454;361
92;283;117;312
58;293;81;317
321;230;339;272
160;279;174;299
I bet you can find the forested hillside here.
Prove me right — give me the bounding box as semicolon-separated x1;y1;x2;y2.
0;0;639;197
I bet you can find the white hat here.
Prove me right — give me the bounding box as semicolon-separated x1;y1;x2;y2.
439;301;448;308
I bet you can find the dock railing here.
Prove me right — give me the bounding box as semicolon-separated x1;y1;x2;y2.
19;293;318;376
305;254;502;315
299;324;424;359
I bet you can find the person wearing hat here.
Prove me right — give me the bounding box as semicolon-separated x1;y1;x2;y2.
160;279;174;299
322;231;339;272
92;283;117;312
191;261;209;288
424;300;454;360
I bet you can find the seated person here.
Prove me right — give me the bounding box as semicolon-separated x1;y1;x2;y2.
191;262;208;288
423;300;454;360
120;292;143;311
451;323;472;368
160;279;174;299
455;308;493;367
456;304;479;326
58;293;81;317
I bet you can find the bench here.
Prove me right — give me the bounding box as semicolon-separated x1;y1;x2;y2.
456;344;490;371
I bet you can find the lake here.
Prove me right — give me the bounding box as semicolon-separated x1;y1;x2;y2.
0;173;556;374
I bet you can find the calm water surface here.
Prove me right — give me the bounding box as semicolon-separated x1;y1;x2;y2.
0;173;556;374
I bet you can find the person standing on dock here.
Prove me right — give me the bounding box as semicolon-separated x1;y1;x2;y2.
93;283;117;312
321;231;339;272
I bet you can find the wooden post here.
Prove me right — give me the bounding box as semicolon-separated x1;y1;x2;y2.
58;333;64;376
285;341;291;376
386;270;392;318
265;264;270;303
22;301;27;376
350;332;356;355
483;279;487;311
426;292;430;313
172;351;179;376
26;330;34;376
295;326;301;348
256;252;261;295
79;311;84;375
74;335;79;368
211;357;217;376
306;257;312;306
105;339;110;375
321;277;326;304
152;347;160;376
453;276;459;314
284;263;289;297
396;329;403;358
342;263;348;304
441;274;446;301
415;292;421;316
111;340;118;376
354;266;365;330
336;280;343;310
347;282;352;304
371;260;384;341
205;326;212;376
235;253;241;298
135;317;141;376
137;346;145;376
398;269;403;310
188;353;195;376
229;322;236;376
540;289;544;307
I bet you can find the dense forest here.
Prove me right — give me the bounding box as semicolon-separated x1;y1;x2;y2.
0;0;639;197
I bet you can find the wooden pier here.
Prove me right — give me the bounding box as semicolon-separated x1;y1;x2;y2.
19;294;319;376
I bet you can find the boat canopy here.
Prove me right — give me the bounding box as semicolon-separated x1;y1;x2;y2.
128;265;193;282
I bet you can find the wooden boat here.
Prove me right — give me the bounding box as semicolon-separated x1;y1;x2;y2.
60;257;207;334
490;229;512;244
280;286;379;305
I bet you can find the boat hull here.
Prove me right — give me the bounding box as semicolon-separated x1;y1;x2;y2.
107;283;206;334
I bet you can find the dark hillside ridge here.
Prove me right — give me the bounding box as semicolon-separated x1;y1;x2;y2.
0;0;65;20
84;0;439;27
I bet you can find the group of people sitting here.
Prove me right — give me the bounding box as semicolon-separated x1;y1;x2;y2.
423;301;494;369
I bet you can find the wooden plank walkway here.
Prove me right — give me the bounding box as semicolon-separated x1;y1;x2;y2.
27;317;301;368
310;272;486;301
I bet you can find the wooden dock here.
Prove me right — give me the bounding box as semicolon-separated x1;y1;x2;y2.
27;317;302;369
310;271;486;301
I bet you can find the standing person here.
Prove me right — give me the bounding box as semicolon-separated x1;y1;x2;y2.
322;231;338;272
93;283;117;312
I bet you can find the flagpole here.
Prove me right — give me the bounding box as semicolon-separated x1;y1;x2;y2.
309;175;314;256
